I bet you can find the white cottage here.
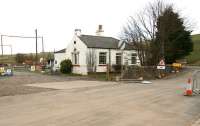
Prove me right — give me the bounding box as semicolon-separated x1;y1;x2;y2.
54;26;140;75
53;48;66;71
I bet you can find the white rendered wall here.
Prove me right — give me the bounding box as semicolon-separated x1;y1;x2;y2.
65;35;140;75
53;52;66;71
65;35;88;75
89;48;140;73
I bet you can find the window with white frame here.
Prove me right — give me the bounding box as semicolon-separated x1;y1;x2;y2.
74;53;79;64
99;52;107;64
72;49;79;65
131;53;137;64
116;53;122;65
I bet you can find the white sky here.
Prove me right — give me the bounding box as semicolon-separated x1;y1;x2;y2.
0;0;200;54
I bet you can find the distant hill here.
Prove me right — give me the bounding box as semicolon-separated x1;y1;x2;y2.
186;34;200;65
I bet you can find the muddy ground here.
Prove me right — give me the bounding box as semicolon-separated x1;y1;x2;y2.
0;71;90;97
0;70;199;126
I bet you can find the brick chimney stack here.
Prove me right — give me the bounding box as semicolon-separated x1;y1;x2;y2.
75;29;81;36
96;25;104;36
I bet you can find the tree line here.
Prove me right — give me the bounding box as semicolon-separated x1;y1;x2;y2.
15;52;54;65
122;0;193;65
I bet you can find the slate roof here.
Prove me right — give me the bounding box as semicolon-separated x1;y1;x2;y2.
78;35;135;50
54;48;66;53
79;35;119;49
124;42;136;50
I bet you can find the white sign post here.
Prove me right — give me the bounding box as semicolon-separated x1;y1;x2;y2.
31;66;36;72
157;59;165;70
157;59;166;78
157;65;165;69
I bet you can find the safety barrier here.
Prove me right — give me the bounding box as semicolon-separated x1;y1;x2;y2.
192;70;200;95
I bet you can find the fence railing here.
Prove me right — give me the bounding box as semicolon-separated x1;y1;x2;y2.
192;70;200;95
13;65;30;71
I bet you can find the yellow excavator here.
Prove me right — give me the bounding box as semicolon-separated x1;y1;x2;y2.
172;63;182;72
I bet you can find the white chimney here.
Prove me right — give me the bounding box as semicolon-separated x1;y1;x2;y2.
96;25;104;36
75;29;81;36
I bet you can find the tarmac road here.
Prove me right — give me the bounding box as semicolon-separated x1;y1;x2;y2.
0;70;200;126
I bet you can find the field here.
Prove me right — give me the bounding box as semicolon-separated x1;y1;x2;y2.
0;52;53;64
186;34;200;65
0;55;16;64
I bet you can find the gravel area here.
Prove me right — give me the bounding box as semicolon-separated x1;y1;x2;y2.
0;71;89;97
0;70;200;126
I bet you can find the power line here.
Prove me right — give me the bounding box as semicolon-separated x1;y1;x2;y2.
1;34;43;38
0;33;44;56
1;35;3;56
35;29;38;65
1;45;12;55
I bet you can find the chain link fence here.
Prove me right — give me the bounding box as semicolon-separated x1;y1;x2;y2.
192;70;200;95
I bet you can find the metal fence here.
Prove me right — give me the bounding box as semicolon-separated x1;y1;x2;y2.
13;65;30;71
192;70;200;95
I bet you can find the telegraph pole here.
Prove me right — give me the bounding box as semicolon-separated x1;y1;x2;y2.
35;29;38;66
42;37;44;53
0;33;43;59
42;37;45;65
1;35;3;56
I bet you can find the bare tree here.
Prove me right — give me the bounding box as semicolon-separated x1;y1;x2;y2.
122;0;170;65
86;49;97;72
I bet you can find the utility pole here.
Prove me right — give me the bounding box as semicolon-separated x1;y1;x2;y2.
107;49;111;81
1;35;3;56
1;45;12;56
42;37;45;65
10;45;12;56
109;49;111;72
0;33;43;58
35;29;38;66
42;37;44;53
120;50;123;79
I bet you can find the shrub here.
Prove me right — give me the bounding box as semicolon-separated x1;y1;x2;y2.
123;66;157;79
112;64;122;73
60;59;72;74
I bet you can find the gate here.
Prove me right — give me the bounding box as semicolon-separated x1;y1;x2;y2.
192;70;200;95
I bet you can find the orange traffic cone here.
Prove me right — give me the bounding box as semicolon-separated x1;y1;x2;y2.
184;78;193;96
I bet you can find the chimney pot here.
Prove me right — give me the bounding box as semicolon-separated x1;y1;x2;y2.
75;29;81;36
96;25;104;36
99;25;103;31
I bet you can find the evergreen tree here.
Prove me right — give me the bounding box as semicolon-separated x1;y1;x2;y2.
156;7;193;63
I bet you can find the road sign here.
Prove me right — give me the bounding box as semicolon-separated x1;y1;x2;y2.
157;59;165;70
157;65;166;70
158;59;165;66
31;66;35;71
